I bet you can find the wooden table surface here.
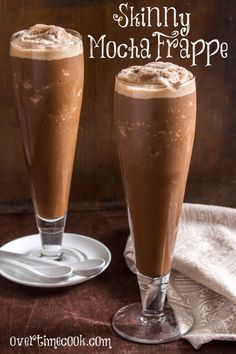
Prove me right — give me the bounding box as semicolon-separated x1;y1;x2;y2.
0;210;235;353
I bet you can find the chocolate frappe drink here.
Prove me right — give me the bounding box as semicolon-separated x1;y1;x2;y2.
10;24;84;220
115;62;196;277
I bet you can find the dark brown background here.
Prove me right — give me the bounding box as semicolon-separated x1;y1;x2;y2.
0;0;235;213
0;2;236;354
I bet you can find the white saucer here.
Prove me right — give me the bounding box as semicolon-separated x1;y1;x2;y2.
0;233;111;288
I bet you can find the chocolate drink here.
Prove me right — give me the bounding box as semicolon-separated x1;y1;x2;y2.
115;62;196;277
10;24;84;220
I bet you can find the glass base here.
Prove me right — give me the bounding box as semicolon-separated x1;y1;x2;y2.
26;247;88;267
36;215;66;260
112;302;194;344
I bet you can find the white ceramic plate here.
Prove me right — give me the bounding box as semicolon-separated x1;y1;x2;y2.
0;233;111;288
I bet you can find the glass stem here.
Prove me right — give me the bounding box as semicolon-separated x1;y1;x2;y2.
36;215;66;260
137;272;170;320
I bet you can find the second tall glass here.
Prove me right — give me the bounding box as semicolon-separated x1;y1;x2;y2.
10;25;84;260
112;62;196;343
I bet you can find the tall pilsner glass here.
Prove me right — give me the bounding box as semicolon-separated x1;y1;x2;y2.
112;62;196;343
10;25;84;260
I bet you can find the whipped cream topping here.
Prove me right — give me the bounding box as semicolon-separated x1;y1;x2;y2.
10;24;83;60
116;62;195;99
118;62;193;88
16;24;78;46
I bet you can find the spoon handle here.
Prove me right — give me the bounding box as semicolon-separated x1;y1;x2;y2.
0;249;63;267
0;256;72;282
0;256;50;281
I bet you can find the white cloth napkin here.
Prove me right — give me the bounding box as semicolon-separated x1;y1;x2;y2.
124;203;236;349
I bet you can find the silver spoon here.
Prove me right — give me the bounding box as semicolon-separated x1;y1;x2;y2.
0;250;105;282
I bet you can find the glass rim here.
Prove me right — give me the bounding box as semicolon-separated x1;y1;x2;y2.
115;72;196;90
10;28;82;49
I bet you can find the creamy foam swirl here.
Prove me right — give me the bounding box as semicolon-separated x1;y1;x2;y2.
116;62;195;99
118;62;193;88
16;24;77;46
10;24;83;60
